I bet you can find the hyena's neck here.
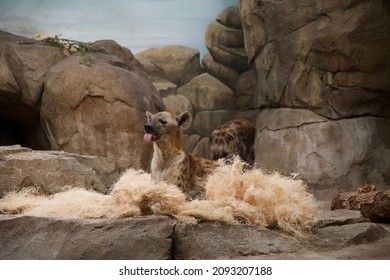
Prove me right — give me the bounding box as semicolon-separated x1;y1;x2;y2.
154;130;185;160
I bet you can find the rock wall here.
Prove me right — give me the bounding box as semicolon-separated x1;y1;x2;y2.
136;6;257;158
239;0;390;199
1;208;390;259
0;32;165;171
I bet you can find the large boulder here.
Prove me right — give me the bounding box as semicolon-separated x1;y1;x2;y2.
173;222;299;259
216;5;242;29
177;73;236;112
176;73;237;138
254;108;390;199
135;45;203;87
240;0;390;119
90;40;144;72
0;145;118;197
0;216;174;259
0;31;66;149
41;52;164;170
205;21;249;73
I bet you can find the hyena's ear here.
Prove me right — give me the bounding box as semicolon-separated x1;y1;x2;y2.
146;111;154;121
176;111;192;130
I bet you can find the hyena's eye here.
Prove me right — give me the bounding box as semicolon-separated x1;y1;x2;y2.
159;119;167;125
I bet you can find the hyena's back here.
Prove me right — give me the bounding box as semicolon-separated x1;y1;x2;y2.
209;118;255;164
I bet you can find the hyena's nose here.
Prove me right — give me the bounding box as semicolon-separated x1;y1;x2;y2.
144;123;154;133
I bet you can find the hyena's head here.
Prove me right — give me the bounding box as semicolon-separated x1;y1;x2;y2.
143;111;192;143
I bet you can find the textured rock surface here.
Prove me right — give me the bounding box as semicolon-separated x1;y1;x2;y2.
0;216;174;259
201;54;239;90
216;5;242;29
90;40;144;73
240;0;390;118
235;70;256;110
255;108;390;199
41;53;164;170
0;31;66;149
135;45;203;86
173;222;300;259
205;21;249;73
162;94;194;117
0;145;118;197
1;206;389;259
240;0;390;200
0;31;165;170
177;73;236;111
193;110;237;136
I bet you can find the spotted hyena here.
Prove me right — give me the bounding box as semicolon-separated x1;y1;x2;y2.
209;118;255;165
144;111;216;199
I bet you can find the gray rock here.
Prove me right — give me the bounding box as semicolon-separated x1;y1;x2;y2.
255;108;390;200
0;145;119;197
173;222;300;259
314;223;390;248
240;0;390;118
0;215;174;259
0;204;389;260
316;201;368;227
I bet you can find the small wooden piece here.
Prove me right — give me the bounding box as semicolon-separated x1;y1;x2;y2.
331;184;378;211
361;190;390;223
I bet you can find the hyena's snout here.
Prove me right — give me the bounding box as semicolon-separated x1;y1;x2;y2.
144;122;154;134
144;122;161;142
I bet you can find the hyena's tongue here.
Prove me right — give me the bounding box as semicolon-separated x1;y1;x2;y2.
143;133;153;142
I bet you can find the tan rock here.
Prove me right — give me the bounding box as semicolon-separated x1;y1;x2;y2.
205;21;249;73
192;137;211;159
0;31;66;149
41;53;164;170
201;54;239;90
240;0;390;118
216;6;242;29
177;73;236;111
193;110;237;136
162;94;193;117
135;45;203;86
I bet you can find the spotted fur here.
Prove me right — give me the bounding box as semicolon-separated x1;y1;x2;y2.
209;118;255;164
144;111;216;199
